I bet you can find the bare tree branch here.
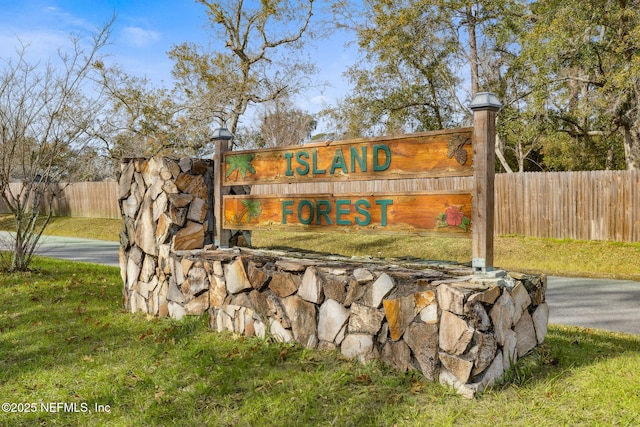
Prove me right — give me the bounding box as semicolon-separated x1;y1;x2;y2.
0;19;113;271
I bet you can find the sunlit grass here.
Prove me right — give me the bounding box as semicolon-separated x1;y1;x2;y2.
0;214;122;242
1;257;639;426
253;230;640;280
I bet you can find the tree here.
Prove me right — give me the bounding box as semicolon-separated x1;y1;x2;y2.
0;22;112;272
518;0;640;170
90;64;215;169
333;0;462;136
332;0;522;140
481;4;552;172
255;99;316;147
169;0;318;148
331;0;635;171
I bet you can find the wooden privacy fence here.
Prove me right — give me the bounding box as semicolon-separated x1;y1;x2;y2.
0;181;121;219
494;170;640;242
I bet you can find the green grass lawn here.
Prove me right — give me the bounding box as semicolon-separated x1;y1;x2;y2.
1;216;639;424
0;215;123;242
0;257;639;426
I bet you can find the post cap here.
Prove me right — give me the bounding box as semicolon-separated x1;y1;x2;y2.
211;126;233;141
469;92;502;112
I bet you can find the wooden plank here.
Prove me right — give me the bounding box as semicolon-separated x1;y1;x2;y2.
558;174;575;238
623;172;631;241
223;191;472;237
518;173;526;236
577;172;585;240
588;171;595;240
223;128;473;186
496;173;510;236
634;171;640;242
600;172;609;241
620;171;629;241
249;176;474;196
532;173;541;238
549;173;554;238
599;172;607;240
588;171;595;239
613;171;621;241
494;175;503;235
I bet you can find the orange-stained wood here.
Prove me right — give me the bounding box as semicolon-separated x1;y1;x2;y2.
223;128;473;186
223;192;472;236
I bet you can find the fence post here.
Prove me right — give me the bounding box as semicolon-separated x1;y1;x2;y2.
213;137;232;248
470;92;502;273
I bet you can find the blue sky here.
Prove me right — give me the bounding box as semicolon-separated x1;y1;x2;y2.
0;0;358;126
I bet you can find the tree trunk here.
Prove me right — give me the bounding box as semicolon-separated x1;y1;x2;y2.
495;134;513;173
623;125;640;170
466;5;479;96
606;143;615;170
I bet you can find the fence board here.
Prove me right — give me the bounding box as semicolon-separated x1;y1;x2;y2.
224;191;473;236
0;181;121;219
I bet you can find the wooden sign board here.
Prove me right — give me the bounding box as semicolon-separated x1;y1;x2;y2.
223;128;473;186
223;192;472;236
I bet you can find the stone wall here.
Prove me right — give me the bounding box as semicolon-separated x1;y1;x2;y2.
118;157;214;314
170;248;547;398
118;157;549;398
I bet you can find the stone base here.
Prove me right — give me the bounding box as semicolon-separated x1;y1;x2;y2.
122;246;548;398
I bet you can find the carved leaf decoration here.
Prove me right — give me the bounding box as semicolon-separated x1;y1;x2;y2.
241;199;262;222
231;199;262;225
447;135;465;158
226;154;256;181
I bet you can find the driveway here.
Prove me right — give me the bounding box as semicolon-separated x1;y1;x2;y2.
1;231;638;335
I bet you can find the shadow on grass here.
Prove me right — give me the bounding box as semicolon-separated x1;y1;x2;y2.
493;324;640;392
257;230;410;253
0;214;67;233
0;214;14;230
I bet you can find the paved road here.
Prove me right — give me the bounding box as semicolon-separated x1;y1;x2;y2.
0;231;120;267
2;231;639;335
545;276;640;335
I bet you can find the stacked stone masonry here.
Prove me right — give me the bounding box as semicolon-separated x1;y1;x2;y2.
119;157;548;398
118;157;214;313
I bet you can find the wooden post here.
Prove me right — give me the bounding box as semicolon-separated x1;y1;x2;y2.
213;138;231;248
470;93;502;273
